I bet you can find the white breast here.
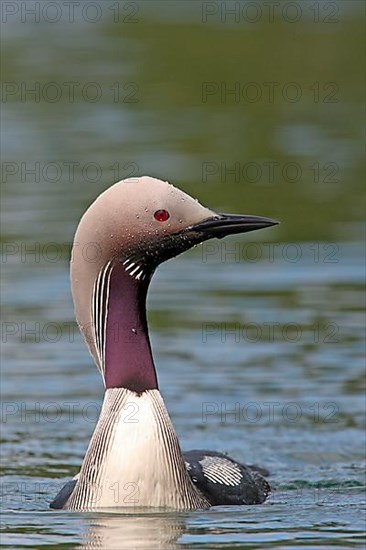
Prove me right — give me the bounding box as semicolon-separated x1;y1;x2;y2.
66;388;209;510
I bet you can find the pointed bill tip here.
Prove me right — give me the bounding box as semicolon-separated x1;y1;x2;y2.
189;213;280;239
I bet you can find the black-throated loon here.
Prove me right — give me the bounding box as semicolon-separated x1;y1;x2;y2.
50;176;277;510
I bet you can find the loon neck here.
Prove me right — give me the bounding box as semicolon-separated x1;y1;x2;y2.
103;260;157;392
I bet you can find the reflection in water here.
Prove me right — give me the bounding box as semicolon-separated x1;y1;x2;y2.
79;511;185;550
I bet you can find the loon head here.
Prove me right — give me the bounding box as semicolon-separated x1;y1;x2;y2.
71;176;278;392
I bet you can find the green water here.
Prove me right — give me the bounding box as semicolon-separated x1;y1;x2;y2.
1;1;365;548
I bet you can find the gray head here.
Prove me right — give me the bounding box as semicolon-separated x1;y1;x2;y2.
71;176;277;392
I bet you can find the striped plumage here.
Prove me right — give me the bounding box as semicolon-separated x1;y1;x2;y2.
64;389;209;510
92;260;113;379
183;450;270;505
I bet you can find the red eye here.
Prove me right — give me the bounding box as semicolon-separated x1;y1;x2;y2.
154;209;170;222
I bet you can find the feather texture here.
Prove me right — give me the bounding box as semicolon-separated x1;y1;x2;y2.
65;388;209;510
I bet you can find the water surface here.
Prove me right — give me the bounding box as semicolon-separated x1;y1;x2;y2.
1;1;365;548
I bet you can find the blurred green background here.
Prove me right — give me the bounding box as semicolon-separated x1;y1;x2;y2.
2;0;364;245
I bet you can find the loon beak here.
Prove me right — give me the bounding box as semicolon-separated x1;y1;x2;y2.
188;213;279;239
